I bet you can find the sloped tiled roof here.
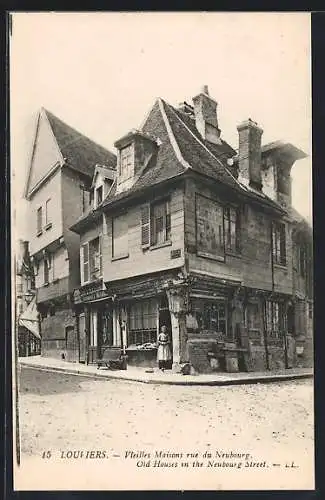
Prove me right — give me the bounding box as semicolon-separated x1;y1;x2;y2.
101;97;285;215
45;109;116;178
161;99;238;189
101;99;187;208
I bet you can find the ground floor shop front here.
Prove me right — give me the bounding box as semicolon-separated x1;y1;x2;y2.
71;272;312;373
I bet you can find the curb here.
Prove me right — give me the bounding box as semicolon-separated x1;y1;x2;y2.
19;362;314;386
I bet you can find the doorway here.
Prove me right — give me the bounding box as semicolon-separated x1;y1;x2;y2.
78;314;86;363
158;294;173;367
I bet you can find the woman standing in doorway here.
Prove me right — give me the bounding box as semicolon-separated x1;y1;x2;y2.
157;325;172;371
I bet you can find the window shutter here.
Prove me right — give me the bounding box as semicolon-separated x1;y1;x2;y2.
99;235;103;275
141;204;150;247
81;244;89;283
80;246;84;283
165;201;171;241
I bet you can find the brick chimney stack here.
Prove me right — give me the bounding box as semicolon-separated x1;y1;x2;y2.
192;85;222;145
237;119;263;190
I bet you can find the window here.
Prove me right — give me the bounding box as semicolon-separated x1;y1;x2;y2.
191;299;227;336
299;244;307;277
33;259;39;277
224;206;241;253
81;186;91;213
140;200;171;248
246;302;261;340
112;215;128;258
96;186;103;207
120;145;133;180
196;195;224;260
44;256;50;284
266;300;285;339
89;237;102;280
81;243;89;283
308;302;313;320
81;236;102;283
45;199;51;227
37;207;42;234
272;222;286;266
128;299;157;345
151;200;171;246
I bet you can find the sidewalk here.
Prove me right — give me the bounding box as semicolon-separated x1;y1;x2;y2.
18;355;313;386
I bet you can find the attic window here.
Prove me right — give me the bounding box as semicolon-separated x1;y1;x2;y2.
119;145;133;181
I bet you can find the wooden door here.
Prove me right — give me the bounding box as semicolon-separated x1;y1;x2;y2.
78;314;86;363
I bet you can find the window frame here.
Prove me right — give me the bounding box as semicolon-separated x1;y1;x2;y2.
245;301;262;341
43;256;50;285
45;198;52;229
150;199;171;247
119;144;133;181
95;185;103;208
299;244;307;277
272;221;286;266
223;205;241;254
191;298;228;337
128;299;158;346
81;236;103;284
36;206;43;235
265;300;285;340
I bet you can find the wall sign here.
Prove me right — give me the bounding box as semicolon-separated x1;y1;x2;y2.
196;194;225;260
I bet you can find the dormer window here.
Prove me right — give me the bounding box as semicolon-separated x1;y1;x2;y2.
120;145;133;180
114;130;158;194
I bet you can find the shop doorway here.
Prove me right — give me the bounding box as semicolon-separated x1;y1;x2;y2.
158;294;173;367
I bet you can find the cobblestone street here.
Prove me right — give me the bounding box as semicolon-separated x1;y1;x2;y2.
18;366;313;463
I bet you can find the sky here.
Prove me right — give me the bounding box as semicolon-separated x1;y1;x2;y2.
10;12;312;241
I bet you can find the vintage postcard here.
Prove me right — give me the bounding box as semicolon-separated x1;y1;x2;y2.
10;12;313;491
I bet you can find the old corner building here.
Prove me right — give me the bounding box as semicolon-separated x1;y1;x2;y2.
25;87;313;373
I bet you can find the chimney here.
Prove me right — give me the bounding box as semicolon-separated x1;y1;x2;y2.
237;119;263;190
192;85;222;145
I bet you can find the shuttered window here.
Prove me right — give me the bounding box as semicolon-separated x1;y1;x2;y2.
151;200;171;246
141;200;171;248
112;215;128;258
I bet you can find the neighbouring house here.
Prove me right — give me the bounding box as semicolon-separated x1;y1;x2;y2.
291;208;313;367
24;108;116;362
69;85;312;373
16;239;40;356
